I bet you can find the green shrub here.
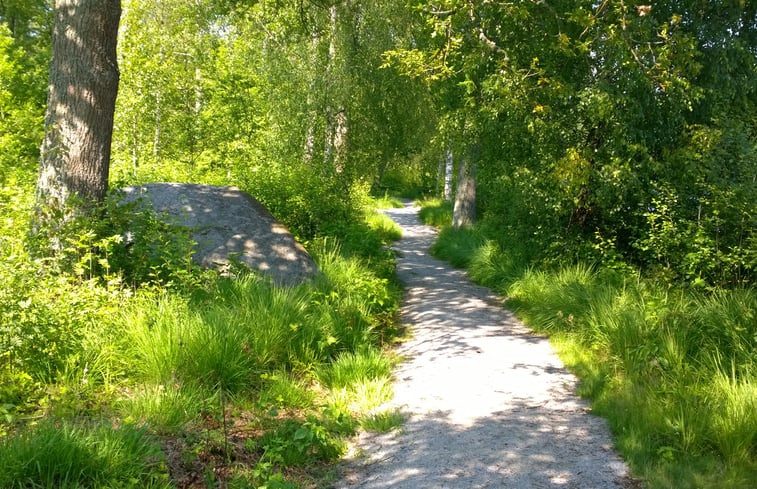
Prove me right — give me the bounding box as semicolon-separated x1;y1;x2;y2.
258;417;345;466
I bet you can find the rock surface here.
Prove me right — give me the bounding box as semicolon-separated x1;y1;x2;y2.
120;183;318;286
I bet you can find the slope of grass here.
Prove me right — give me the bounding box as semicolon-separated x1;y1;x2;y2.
0;189;404;488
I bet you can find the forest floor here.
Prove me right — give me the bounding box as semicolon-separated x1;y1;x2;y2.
335;201;633;489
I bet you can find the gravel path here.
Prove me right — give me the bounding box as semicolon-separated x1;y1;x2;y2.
335;202;631;489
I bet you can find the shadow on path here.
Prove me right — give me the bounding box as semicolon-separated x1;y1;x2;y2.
335;202;630;489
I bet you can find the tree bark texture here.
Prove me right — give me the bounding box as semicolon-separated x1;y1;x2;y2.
453;155;476;229
36;0;121;211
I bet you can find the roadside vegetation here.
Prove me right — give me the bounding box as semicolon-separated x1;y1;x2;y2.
2;0;755;487
419;198;756;489
0;182;404;488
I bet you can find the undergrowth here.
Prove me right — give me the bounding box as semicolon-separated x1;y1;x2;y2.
0;184;404;488
419;201;757;489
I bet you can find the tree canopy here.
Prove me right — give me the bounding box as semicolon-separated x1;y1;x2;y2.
0;0;754;280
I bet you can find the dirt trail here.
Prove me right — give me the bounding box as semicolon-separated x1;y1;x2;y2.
335;202;630;489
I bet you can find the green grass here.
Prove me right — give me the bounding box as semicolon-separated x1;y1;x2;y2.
0;421;170;488
360;409;404;432
419;200;757;488
508;269;757;487
417;197;452;228
371;192;405;209
117;384;205;435
0;195;406;488
365;210;402;243
257;371;316;410
429;225;485;268
317;348;395;389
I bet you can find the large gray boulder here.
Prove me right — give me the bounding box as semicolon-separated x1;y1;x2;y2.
120;183;319;286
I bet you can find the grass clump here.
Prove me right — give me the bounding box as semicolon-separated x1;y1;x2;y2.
371;192;405;209
419;200;757;489
360;409;404;432
429;225;485;268
317;348;394;390
417;197;452;228
0;421;170;488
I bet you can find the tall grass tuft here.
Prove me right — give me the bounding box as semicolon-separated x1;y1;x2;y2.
430;226;485;268
709;370;757;463
0;421;170;488
417;197;452;228
317;348;394;389
118;384;204;434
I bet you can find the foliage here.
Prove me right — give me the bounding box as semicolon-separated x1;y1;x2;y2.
390;0;756;287
111;0;436;242
0;22;45;186
257;416;345;467
3;0;755;486
1;174;403;486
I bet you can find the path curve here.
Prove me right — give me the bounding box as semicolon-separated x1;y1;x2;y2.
336;202;630;489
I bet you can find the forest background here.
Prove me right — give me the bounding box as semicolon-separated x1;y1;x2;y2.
0;1;755;488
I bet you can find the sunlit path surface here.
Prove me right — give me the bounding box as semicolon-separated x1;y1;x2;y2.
336;202;630;489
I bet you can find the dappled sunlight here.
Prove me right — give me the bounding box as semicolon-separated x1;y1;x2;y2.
343;408;626;488
338;202;629;488
120;183;318;285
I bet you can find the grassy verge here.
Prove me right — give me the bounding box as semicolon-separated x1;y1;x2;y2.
371;192;405;210
418;199;756;489
417;197;453;228
0;186;404;488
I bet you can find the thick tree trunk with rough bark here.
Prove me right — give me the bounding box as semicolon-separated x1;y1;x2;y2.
452;154;476;229
36;0;121;214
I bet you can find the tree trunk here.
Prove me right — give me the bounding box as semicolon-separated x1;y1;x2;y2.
36;0;121;215
444;146;453;201
452;153;476;229
323;4;338;166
